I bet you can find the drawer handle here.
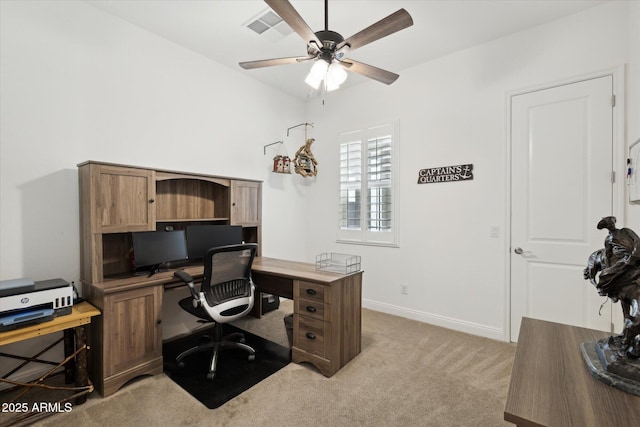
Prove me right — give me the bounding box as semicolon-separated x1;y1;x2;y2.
306;289;317;296
306;306;317;313
305;332;316;340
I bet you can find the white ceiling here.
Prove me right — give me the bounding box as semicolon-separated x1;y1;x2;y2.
86;0;608;100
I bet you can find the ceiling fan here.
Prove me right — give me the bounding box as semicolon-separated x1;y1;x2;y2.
239;0;414;90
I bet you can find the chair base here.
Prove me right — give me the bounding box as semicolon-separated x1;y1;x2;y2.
176;324;256;380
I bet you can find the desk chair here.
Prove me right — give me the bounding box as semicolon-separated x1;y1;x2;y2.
173;243;258;380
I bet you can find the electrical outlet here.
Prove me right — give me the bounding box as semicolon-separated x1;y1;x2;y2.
400;284;408;295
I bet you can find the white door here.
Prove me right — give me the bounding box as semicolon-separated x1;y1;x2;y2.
510;76;614;342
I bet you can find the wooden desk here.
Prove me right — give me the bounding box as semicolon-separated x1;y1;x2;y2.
504;317;640;427
83;256;363;396
251;257;363;377
0;302;101;426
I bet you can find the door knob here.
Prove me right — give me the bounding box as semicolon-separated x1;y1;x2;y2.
514;247;524;254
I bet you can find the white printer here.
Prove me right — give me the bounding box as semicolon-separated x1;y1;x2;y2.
0;278;73;332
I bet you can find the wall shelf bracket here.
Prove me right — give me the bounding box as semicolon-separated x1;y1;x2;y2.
287;123;314;138
264;140;283;155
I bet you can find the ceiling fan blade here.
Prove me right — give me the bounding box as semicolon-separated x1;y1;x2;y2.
264;0;323;51
337;9;413;52
340;59;399;85
239;56;313;70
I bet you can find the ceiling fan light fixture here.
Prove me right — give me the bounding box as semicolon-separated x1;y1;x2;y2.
308;60;328;79
305;60;347;91
305;60;328;89
327;62;347;85
325;78;340;92
305;74;323;90
324;62;347;91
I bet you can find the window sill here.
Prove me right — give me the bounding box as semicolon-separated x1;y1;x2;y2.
336;239;399;248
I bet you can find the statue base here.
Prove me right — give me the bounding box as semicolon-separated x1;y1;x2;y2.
581;338;640;396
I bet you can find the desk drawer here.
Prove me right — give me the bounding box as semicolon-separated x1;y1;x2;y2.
295;297;330;322
295;281;329;304
293;315;331;358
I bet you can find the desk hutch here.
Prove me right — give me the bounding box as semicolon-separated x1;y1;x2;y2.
78;161;262;396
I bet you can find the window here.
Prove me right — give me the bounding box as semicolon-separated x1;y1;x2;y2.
338;122;398;246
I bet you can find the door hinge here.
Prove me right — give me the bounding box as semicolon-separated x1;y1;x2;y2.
612;95;616;107
612;171;616;183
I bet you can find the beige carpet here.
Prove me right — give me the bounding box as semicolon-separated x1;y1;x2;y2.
21;300;515;427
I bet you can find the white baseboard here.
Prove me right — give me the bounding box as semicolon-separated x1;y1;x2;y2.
363;298;506;341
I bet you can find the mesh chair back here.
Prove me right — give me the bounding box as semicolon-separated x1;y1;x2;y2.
201;244;257;307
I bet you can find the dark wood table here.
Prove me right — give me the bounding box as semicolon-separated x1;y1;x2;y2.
504;317;640;426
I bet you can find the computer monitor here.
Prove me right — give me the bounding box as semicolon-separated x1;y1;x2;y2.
185;224;243;261
131;230;188;274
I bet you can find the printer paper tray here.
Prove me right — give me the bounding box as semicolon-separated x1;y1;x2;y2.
0;308;55;332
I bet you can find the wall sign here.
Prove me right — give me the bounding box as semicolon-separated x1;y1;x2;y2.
417;164;474;184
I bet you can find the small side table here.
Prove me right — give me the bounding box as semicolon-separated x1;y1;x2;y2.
504;317;640;426
0;301;100;426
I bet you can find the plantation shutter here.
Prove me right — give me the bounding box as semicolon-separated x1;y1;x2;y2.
339;132;362;230
337;123;397;246
367;135;392;232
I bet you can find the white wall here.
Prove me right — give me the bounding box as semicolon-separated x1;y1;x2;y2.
0;0;307;380
0;0;308;282
305;1;634;340
624;1;640;228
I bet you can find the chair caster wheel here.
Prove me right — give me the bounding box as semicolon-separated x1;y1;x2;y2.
248;354;255;362
206;372;216;381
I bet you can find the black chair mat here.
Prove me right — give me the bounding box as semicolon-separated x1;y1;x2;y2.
163;324;291;409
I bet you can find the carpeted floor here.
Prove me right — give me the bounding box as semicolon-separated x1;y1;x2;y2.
22;300;516;427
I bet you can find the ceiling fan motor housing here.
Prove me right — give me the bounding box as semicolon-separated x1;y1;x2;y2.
309;30;346;61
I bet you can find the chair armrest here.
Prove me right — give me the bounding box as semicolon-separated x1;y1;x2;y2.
174;270;193;283
173;270;200;303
